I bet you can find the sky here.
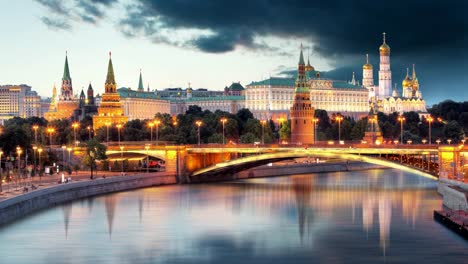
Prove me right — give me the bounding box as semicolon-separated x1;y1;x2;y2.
1;0;467;106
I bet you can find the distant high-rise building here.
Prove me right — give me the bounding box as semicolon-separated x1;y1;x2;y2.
0;84;41;121
93;53;128;130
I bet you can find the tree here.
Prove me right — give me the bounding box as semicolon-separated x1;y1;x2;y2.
443;120;465;142
240;132;259;143
82;139;107;179
279;120;291;142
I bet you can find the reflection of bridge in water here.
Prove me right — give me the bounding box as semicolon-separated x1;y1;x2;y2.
104;142;468;182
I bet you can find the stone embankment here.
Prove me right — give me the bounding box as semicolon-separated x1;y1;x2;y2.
0;174;176;226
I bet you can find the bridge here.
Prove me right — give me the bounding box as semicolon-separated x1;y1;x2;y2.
103;142;468;183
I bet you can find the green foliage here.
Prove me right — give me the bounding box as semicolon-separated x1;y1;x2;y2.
279;120;291;141
443;120;465;142
239;132;259;143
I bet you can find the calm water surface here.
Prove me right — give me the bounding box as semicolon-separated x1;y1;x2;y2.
0;169;466;263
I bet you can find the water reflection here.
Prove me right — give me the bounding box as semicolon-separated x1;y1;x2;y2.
1;169;466;264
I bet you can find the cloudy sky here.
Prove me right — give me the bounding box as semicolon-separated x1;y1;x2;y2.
1;0;467;105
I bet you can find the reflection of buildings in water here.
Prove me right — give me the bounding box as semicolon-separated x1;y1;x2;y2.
62;203;73;239
87;197;95;213
138;194;144;223
105;195;117;238
221;176;425;253
378;195;391;256
292;176;314;242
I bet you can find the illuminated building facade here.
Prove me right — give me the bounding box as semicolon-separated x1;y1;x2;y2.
44;53;78;120
362;34;428;115
92;53;128;130
117;71;171;120
290;46;315;144
0;84;42;121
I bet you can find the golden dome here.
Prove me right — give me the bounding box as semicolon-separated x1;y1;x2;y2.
363;54;372;70
379;32;390;55
305;64;315;72
402;68;412;87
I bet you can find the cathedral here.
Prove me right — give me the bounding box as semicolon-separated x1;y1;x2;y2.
362;33;427;115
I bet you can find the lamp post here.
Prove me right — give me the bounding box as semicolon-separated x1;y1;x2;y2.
260;120;266;144
313;118;319;144
195;120;202;145
447;139;452;145
47;127;55;148
32;146;37;177
221;118;228;145
67;147;72;164
145;144;150;173
0;150;3;188
120;146;124;174
436;139;441;145
16;147;22;188
32;125;39;145
154;120;161;146
335;116;343;142
398;115;405;144
72;122;79;147
61;145;66;167
105;122;111;145
148;122;154;144
38;148;43;183
87;126;92;140
427;116;433;145
116;124;122;146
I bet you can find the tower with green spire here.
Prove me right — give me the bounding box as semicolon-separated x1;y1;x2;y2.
61;52;73;101
93;52;128;130
138;70;144;91
290;44;315;144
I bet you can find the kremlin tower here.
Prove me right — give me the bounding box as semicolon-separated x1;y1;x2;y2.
92;52;128;130
44;53;78;121
378;32;392;98
290;45;315;145
138;69;144;92
362;54;374;88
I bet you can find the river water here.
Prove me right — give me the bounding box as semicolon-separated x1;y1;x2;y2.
0;169;466;263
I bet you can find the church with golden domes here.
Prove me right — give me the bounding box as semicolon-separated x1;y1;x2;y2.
362;33;427;115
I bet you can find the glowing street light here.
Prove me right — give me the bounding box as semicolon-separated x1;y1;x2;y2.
120;145;125;174
397;115;405;144
195;120;202;145
436;139;441;145
447;139;452;145
32;146;37;176
47;127;55;147
116;124;122;146
37;148;43;181
260;120;266;144
32;125;39;145
148;122;154;144
105;122;111;145
72;122;79;146
313;117;319;144
427;116;433;144
154;120;161;146
16;146;22;186
221;117;228;145
335;115;344;142
86;125;92;140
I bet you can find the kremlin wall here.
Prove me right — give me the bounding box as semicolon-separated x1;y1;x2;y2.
0;33;428;144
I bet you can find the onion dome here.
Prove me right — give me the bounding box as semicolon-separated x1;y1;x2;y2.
305;60;315;71
363;54;373;70
411;64;419;90
402;68;412;87
379;32;390;55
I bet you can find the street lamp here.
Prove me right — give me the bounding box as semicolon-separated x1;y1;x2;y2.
32;125;39;145
313;118;319;144
16;147;22;188
195;120;202;145
38;148;43;183
436;139;441;145
422;139;427;144
105;122;111;145
145;144;150;173
335;115;343;142
260;120;266;144
47;127;55;147
67;147;72;164
32;146;37;177
427;116;433;144
154;120;161;146
72;122;79;146
397;115;405;144
61;145;66;167
221;118;228;145
120;145;124;174
148;122;154;144
116;124;122;146
447;139;452;145
87;126;92;140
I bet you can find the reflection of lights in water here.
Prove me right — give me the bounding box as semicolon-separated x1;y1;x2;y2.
378;195;391;256
62;203;73;239
105;195;117;239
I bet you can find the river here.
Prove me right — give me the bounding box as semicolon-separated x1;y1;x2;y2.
0;169;466;263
